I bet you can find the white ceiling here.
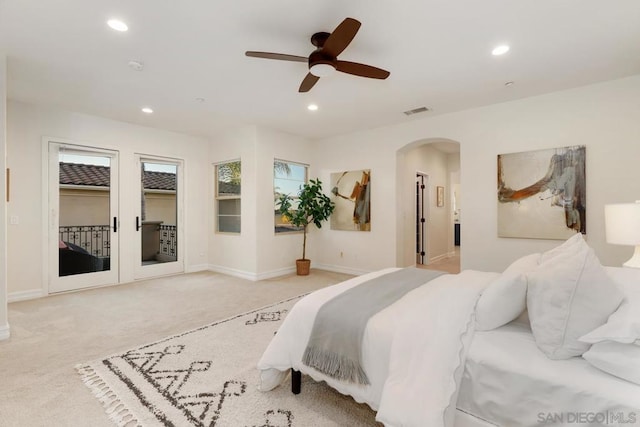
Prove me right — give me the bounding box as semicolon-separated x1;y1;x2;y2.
1;0;639;140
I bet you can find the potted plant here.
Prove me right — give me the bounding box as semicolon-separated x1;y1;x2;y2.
277;178;335;275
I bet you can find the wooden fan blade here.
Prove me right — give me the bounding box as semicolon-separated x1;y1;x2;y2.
245;51;307;63
322;18;361;58
336;61;390;79
299;73;320;92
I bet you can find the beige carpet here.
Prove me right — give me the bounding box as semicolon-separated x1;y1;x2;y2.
76;295;378;426
0;269;378;427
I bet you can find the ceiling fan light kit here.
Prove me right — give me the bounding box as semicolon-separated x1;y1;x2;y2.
309;62;335;77
245;17;390;93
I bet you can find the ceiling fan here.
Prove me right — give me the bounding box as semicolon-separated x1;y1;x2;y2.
245;17;390;93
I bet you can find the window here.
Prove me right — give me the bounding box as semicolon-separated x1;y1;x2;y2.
274;159;308;233
216;160;241;233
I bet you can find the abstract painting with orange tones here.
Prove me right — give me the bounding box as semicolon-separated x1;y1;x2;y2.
498;145;585;239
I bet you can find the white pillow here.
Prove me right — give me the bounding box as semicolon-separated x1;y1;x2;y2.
475;253;540;331
582;341;640;385
526;237;624;359
539;232;584;264
580;268;640;344
580;301;640;345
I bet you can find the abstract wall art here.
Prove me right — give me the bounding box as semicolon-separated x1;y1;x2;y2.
330;169;371;231
497;145;586;239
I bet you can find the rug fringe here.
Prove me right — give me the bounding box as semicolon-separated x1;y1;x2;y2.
75;364;142;427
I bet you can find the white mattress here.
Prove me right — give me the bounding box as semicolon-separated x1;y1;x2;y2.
457;321;640;427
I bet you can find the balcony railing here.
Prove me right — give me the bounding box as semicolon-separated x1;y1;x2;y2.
59;224;177;260
59;225;110;257
159;225;177;258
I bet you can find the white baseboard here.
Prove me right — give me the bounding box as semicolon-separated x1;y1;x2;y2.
254;267;296;281
208;264;259;281
0;323;10;340
185;264;210;274
208;264;370;281
312;263;371;276
8;289;45;303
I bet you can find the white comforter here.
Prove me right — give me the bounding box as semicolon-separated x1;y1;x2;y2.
258;268;499;427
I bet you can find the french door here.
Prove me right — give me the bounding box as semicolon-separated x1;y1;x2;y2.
48;142;119;293
134;155;184;279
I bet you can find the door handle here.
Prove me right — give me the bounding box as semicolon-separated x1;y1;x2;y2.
113;217;118;233
136;216;140;231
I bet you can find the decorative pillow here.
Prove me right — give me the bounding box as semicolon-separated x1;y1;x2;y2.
582;341;640;385
580;267;640;344
539;232;584;264
476;253;540;331
526;238;624;359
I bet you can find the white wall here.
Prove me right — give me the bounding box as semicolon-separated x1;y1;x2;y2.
209;126;258;278
6;100;210;298
312;75;640;273
208;125;315;279
0;55;9;339
255;127;315;276
313;136;397;275
6;74;638;303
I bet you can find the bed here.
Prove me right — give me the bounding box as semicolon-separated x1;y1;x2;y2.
258;234;640;426
458;322;640;426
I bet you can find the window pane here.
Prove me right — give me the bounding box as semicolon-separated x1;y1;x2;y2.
217;161;241;196
274;160;307;233
218;216;241;233
274;162;306;196
218;199;240;215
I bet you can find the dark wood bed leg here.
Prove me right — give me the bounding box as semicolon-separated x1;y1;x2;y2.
291;369;301;394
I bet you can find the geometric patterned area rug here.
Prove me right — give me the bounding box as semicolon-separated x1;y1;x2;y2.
76;295;379;427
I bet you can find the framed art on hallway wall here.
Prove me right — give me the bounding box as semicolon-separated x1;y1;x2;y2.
437;186;444;207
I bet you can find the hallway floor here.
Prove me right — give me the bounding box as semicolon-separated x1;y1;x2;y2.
418;247;460;274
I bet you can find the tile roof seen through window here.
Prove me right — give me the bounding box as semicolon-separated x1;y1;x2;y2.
143;170;177;191
59;162;176;190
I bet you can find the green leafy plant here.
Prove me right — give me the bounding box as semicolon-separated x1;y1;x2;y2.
277;178;335;260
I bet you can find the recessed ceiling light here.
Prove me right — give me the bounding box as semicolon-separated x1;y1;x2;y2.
492;45;510;56
307;104;319;111
141;107;153;114
107;19;128;32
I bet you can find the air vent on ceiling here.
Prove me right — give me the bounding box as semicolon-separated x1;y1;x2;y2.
403;106;430;116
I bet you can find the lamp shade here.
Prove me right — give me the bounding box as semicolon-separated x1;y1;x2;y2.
605;201;640;268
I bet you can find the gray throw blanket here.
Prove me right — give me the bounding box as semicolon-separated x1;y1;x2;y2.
302;268;444;385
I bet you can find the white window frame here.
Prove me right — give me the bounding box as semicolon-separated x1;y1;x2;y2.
215;159;241;234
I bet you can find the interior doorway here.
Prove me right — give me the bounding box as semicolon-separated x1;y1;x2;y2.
397;139;461;272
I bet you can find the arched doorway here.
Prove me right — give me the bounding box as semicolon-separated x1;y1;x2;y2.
396;138;460;273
